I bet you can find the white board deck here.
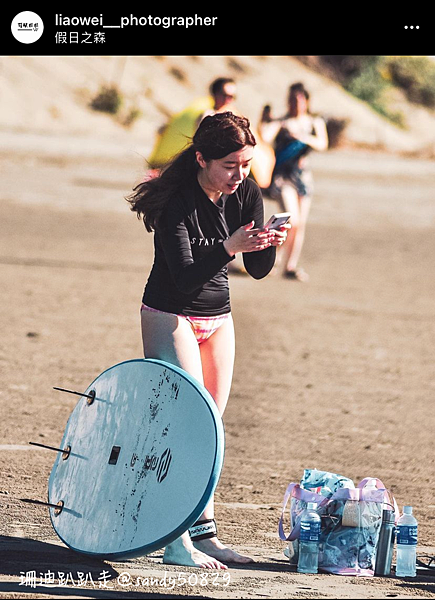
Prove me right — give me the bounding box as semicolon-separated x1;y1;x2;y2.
48;359;225;559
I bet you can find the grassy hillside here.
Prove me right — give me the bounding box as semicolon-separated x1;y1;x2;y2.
1;55;434;157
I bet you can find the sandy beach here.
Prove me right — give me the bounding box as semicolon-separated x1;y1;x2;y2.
0;127;435;599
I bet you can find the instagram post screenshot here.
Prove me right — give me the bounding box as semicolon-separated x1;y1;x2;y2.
1;10;434;600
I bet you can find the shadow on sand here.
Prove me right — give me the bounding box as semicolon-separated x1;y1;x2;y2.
0;535;191;599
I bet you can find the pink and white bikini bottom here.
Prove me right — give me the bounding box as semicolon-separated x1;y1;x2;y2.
140;303;230;344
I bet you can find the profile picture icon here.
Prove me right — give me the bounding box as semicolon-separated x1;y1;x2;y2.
11;11;44;44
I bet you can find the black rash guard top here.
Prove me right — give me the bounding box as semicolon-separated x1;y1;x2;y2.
142;176;276;316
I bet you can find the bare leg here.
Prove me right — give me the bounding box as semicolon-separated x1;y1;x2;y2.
285;194;311;273
279;184;311;278
140;309;226;569
192;316;254;564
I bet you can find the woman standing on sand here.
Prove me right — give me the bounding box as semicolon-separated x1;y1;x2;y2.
127;112;289;569
260;82;328;281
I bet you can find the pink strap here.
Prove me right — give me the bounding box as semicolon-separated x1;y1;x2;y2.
278;482;297;540
357;478;400;521
357;477;386;489
278;482;325;541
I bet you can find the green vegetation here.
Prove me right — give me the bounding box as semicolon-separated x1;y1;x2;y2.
89;84;141;128
344;58;406;127
91;86;122;115
387;56;435;108
319;56;435;129
122;107;142;128
90;85;123;114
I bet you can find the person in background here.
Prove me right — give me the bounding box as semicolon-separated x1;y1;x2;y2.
127;112;289;569
202;77;238;118
147;77;238;177
259;82;328;281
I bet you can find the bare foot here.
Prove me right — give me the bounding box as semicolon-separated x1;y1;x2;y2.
163;533;227;569
193;537;255;564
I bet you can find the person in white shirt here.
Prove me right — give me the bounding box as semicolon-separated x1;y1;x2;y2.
259;82;328;281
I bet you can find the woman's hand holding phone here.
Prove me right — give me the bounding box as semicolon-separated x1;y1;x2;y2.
263;213;291;247
223;221;275;256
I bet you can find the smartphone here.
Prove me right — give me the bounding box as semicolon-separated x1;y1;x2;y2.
264;212;292;230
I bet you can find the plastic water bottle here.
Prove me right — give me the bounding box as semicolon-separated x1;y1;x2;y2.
297;502;321;574
395;506;418;577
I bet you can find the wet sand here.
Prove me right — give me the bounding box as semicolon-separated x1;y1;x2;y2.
0;135;434;598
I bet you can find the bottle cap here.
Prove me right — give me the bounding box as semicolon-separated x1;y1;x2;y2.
365;478;378;489
307;502;317;510
382;509;395;524
403;506;413;514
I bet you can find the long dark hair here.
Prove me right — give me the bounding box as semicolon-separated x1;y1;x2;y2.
126;111;256;232
288;82;311;117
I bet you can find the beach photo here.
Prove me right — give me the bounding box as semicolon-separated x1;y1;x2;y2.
1;55;434;598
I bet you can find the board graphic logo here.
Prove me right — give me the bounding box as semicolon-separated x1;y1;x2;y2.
11;11;44;44
142;447;173;483
156;448;172;483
